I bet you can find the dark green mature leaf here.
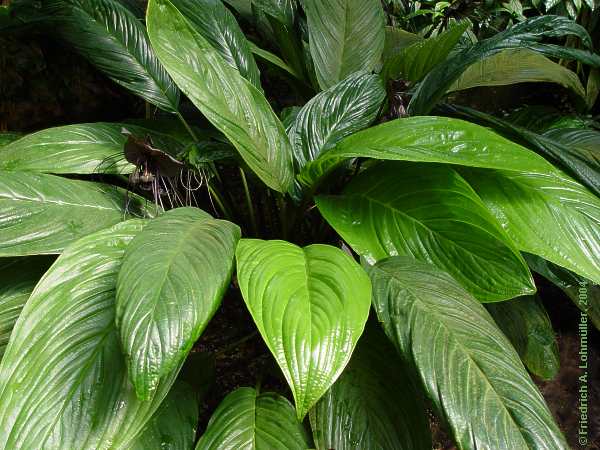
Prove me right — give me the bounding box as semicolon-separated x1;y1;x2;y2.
236;239;371;419
249;41;303;80
129;381;199;450
310;323;431;450
369;256;567;449
147;0;294;192
288;71;386;170
0;221;182;449
0;171;150;256
317;162;534;302
304;0;385;89
298;116;554;187
0;256;54;358
252;0;296;27
116;207;240;400
448;49;586;98
460;167;600;285
46;0;180;112
168;0;261;88
382;26;422;61
525;254;600;331
486;296;559;380
410;15;600;114
441;104;600;197
382;22;468;82
196;387;310;449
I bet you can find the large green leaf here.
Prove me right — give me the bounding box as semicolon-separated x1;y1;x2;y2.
368;256;567;449
382;22;468;82
129;381;199;450
486;296;559;380
249;41;303;80
448;48;586;98
317;162;534;302
288;71;386;170
147;0;294;192
168;0;261;88
525;254;600;331
309;323;431;450
46;0;180;112
0;171;150;256
116;207;240;400
382;26;422;61
410;15;600;114
303;0;385;90
298;116;554;188
441;104;600;197
236;239;371;419
0;221;181;449
252;0;296;27
459;167;600;285
0;256;54;358
196;387;310;449
0;123;132;174
0;132;21;148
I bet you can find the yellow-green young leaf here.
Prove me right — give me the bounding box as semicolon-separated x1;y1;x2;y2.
0;256;54;358
317;162;535;302
459;167;600;285
0;171;151;256
303;0;385;90
129;381;199;450
236;239;372;419
0;221;182;450
116;207;240;400
196;387;310;449
368;256;567;449
46;0;180;112
298;116;554;188
486;296;559;380
310;322;431;450
448;49;586;98
146;0;294;192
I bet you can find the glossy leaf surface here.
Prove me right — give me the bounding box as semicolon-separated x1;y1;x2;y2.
410;15;600;114
383;22;467;82
147;0;294;192
486;296;559;380
303;0;385;89
129;381;199;450
317;162;534;301
0;221;181;449
0;256;54;358
47;0;180;112
0;171;149;256
236;239;371;419
298;116;553;187
310;323;431;450
288;71;385;169
460;167;600;284
369;256;567;449
168;0;261;88
449;49;586;98
116;207;240;399
196;387;310;449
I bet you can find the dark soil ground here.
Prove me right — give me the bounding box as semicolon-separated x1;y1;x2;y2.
2;33;598;449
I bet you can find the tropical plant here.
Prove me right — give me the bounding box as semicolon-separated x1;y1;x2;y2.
0;0;598;448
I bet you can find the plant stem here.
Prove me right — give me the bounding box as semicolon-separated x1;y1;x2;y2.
175;110;199;142
207;183;233;219
239;167;258;236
